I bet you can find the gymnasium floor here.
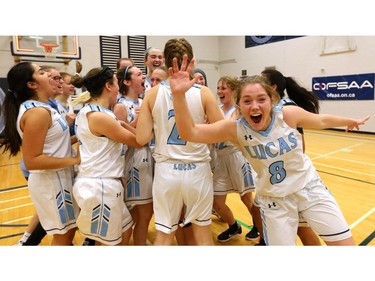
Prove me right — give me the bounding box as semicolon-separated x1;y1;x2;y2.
0;129;374;246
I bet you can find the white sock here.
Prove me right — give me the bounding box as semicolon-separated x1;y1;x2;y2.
19;232;31;243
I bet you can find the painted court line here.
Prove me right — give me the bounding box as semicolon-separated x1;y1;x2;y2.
350;207;375;229
308;153;375;167
0;186;28;193
310;143;363;161
0;203;34;212
314;162;375;178
1;216;33;225
0;195;31;204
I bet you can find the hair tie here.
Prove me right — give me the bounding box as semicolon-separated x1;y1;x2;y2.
83;75;88;87
144;47;155;58
8;89;18;98
123;65;131;81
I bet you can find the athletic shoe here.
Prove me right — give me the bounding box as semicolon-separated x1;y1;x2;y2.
254;238;266;246
217;222;242;242
82;237;96;246
14;240;25;246
245;226;260;241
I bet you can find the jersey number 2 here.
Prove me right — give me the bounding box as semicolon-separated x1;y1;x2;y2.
167;110;186;145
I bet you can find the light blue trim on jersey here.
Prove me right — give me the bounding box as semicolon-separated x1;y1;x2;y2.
90;178;110;237
243;161;255;187
22;100;51;110
87;103;113;115
237;106;279;137
56;170;77;224
162;80;201;102
55;99;69;112
279;97;297;107
117;96;140;107
126;169;140;198
162;80;201;89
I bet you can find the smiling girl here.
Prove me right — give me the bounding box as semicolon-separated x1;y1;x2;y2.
169;54;369;245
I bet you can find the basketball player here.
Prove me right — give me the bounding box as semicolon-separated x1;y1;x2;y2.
261;69;322;245
213;76;259;244
169;55;369;245
136;38;224;245
71;66;140;245
113;65;154;245
1;62;80;245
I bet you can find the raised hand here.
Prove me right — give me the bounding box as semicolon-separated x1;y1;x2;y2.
168;54;197;96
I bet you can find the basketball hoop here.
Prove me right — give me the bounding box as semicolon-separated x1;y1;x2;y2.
39;42;59;59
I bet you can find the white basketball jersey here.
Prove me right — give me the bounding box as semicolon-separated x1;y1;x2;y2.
17;100;72;172
116;96;142;123
75;104;125;178
144;77;152;94
215;105;238;156
152;81;210;163
55;99;68;119
236;106;316;197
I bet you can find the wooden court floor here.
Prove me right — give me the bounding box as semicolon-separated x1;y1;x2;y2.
0;129;374;246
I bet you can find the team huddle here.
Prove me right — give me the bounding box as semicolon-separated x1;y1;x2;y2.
0;37;369;246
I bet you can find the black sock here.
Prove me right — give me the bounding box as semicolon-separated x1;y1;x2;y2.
22;222;46;246
252;218;258;231
229;222;238;231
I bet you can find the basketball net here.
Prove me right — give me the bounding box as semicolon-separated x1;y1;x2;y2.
39;42;59;59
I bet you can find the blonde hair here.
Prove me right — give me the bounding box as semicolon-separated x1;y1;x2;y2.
72;91;91;105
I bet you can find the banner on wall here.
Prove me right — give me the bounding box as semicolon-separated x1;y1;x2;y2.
312;73;375;100
245;36;303;48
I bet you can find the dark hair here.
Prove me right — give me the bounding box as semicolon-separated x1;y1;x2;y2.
261;69;320;113
71;66;115;99
0;62;37;156
116;65;134;95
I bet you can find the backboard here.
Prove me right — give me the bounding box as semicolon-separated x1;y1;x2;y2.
10;35;81;62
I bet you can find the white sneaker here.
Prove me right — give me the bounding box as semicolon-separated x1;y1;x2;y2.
14;240;25;246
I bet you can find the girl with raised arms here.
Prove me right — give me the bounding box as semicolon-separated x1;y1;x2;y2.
169;54;369;245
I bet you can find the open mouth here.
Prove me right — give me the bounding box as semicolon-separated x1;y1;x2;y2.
250;113;262;124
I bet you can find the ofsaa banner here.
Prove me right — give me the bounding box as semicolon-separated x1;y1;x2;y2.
312;73;375;100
